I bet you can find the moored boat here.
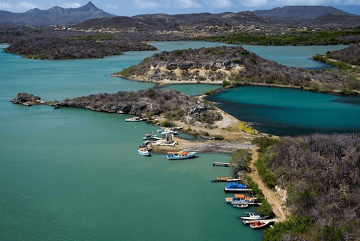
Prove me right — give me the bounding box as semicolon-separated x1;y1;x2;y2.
248;221;271;229
232;204;249;209
125;117;140;122
224;182;252;193
211;176;241;182
166;151;196;160
138;147;150;156
239;212;266;220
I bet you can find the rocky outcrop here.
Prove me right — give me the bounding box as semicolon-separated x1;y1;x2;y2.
11;93;45;106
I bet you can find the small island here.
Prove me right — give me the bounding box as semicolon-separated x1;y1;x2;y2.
115;45;360;94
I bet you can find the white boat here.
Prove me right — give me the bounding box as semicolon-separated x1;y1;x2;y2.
125;117;140;122
238;212;266;220
161;129;177;135
232;204;249;209
248;220;271;229
138;147;150;156
166;151;196;160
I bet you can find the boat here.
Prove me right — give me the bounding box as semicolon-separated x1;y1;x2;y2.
166;151;196;160
248;221;271;229
232;204;249;209
224;183;251;193
125;117;140;122
161;129;177;135
138;147;150;156
239;212;266;220
142;133;160;140
211;176;241;182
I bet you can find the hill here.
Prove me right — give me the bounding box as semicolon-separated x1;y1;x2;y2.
308;12;360;27
0;1;116;26
253;6;347;19
116;46;358;93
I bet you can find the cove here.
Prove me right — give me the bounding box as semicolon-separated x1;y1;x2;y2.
206;86;360;136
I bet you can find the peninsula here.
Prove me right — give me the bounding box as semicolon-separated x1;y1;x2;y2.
115;45;359;94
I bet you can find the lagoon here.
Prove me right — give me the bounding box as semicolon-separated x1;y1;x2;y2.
0;41;352;240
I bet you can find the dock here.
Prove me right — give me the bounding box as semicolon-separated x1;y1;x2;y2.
211;178;241;183
213;162;230;167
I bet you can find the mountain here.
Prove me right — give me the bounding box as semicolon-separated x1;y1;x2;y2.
0;1;116;26
75;11;273;31
308;12;360;27
253;6;347;19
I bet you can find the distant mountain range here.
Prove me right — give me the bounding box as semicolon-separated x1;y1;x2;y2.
0;2;359;28
0;1;115;25
253;6;347;18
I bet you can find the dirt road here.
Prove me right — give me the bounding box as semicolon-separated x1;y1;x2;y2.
249;148;288;222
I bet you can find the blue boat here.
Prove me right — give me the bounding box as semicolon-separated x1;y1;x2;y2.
224;183;251;193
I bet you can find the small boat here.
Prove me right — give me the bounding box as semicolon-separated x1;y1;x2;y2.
161;129;177;135
138;147;150;156
211;176;241;182
239;212;266;220
125;117;140;122
224;183;251;193
142;133;159;140
232;204;249;209
249;221;271;229
166;151;196;160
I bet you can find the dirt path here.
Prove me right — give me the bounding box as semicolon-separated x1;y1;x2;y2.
249;148;288;222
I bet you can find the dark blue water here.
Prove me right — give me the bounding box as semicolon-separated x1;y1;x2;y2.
207;86;360;136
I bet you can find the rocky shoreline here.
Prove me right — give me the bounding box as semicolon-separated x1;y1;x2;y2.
11;91;262;154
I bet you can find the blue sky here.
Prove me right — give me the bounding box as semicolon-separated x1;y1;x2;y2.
0;0;360;16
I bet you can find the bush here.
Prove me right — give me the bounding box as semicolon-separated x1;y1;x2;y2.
251;137;281;154
230;149;252;172
214;135;224;140
161;120;173;127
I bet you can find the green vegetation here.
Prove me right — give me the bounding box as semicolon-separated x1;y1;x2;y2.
161;120;173;127
238;122;257;134
173;49;183;55
164;109;185;120
254;153;277;189
263;216;311;241
251;136;281;154
214;135;224;140
194;28;360;46
230;149;252;172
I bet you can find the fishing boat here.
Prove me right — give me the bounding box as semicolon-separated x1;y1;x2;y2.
224;183;251;193
232;204;249;209
166;151;196;160
138;147;150;156
142;133;160;140
239;212;266;220
125;117;140;122
161;129;177;135
248;221;271;229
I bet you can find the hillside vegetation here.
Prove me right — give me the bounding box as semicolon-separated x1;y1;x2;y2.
4;36;156;60
118;46;359;93
194;28;360;46
259;134;360;240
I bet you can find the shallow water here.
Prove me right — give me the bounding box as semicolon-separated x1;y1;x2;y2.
206;86;360;136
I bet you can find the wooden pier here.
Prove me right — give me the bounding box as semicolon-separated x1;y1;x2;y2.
213;162;230;167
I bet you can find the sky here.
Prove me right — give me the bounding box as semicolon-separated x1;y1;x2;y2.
0;0;360;16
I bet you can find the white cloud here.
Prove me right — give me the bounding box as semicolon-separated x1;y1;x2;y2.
17;2;39;10
208;0;233;7
178;0;202;8
61;3;81;8
134;0;159;8
106;4;118;9
0;2;12;9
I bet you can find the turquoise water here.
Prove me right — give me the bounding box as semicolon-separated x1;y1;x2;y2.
243;45;347;69
0;42;263;241
206;86;360;136
0;41;354;240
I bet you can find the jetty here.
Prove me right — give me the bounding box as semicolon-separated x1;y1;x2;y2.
213;162;230;167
